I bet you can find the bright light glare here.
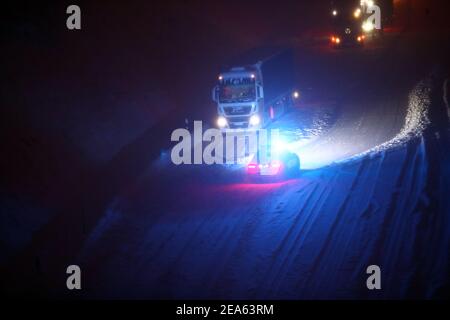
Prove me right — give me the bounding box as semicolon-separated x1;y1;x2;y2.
362;21;374;32
271;160;282;169
332;10;337;16
249;114;260;126
293;91;300;99
354;8;361;18
217;116;227;128
335;37;341;44
360;0;374;6
272;137;289;154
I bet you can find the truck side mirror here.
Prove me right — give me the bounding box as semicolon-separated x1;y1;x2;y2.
257;85;264;99
212;86;218;102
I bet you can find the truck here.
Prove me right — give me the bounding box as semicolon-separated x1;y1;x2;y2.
211;47;301;178
212;47;298;129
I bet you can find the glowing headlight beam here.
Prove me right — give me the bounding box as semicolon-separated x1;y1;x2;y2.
249;114;260;126
362;21;374;32
217;116;227;128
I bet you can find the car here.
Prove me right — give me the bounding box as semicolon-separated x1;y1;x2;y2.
330;12;365;49
331;25;365;48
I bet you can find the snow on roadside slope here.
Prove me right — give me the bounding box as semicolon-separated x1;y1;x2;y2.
347;79;431;161
275;103;337;148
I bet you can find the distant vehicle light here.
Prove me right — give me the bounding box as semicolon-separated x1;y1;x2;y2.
357;36;362;42
354;8;361;18
293;91;300;99
249;114;260;126
335;37;341;44
362;21;374;32
360;0;374;6
217;116;227;128
218;75;223;81
332;10;338;16
250;74;255;79
331;36;336;42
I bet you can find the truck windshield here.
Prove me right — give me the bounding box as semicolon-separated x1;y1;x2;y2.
219;80;256;103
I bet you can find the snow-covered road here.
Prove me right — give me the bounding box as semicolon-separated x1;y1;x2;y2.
2;31;450;300
70;33;450;299
81;134;449;299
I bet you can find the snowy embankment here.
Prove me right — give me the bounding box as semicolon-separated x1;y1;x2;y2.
277;102;337;148
348;79;432;161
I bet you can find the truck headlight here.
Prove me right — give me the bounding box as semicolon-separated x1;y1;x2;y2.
249;114;260;126
217;116;227;128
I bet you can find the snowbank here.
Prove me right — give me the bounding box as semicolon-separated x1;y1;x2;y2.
349;78;432;160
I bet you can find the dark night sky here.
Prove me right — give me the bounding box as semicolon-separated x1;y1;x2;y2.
1;1;330;130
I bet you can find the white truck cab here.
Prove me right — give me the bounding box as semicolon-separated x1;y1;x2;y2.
212;48;297;130
212;64;264;129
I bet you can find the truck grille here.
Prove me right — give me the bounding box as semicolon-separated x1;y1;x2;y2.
228;116;249;129
223;106;252;116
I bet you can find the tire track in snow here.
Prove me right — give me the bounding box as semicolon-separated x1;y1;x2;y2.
262;172;356;298
362;138;427;298
203;185;290;298
305;153;386;298
258;181;325;297
294;159;368;296
212;180;319;299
